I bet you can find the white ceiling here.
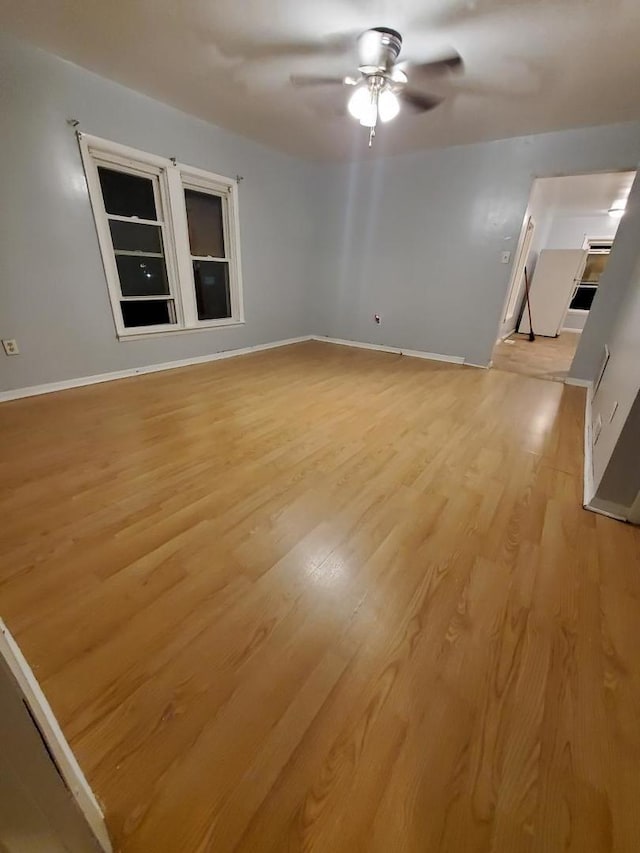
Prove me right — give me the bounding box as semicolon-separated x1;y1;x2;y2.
2;0;640;160
531;171;637;215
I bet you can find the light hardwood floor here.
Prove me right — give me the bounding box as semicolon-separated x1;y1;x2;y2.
1;341;639;853
492;331;581;382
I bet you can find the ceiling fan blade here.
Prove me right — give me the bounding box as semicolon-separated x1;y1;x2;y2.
404;52;464;75
290;74;347;87
399;89;444;112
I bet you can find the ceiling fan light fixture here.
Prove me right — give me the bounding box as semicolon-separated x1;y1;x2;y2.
378;88;400;122
347;85;373;121
358;99;378;128
291;26;457;147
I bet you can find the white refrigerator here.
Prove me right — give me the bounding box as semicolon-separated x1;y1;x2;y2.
518;249;588;337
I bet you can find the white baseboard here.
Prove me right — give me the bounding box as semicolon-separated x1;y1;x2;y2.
0;336;313;403
309;335;465;365
0;620;112;852
628;492;640;525
565;377;592;388
583;382;595;506
585;496;629;522
580;382;629;522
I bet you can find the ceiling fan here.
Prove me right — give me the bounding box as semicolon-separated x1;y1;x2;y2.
291;27;463;147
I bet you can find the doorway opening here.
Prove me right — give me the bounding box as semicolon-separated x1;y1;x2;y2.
492;170;636;382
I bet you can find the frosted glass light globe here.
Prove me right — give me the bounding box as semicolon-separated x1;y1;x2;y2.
378;89;400;122
347;86;372;121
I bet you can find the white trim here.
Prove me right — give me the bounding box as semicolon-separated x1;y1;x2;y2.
585;496;629;522
582;235;614;251
77;132;244;337
228;181;245;324
309;335;465;364
0;620;112;852
166;164;199;328
81;133;168;170
582;382;595;506
118;317;245;341
502;215;535;324
0;337;312;403
405;347;464;364
118;318;245;342
559;327;582;334
628;492;640;525
464;361;492;369
579;381;629;522
564;377;592;388
177;161;235;191
311;336;399;355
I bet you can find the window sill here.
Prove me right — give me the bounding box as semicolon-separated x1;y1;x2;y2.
117;319;245;342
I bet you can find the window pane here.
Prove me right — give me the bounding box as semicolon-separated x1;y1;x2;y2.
193;260;231;320
121;300;174;328
185;189;225;257
98;167;157;220
109;220;163;253
116;255;169;297
570;286;597;311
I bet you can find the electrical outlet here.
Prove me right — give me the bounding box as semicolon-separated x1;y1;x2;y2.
501;251;511;264
2;339;19;356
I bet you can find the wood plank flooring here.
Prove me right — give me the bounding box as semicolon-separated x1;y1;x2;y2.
1;340;639;853
492;331;581;382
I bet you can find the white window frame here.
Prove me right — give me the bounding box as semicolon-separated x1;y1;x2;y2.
79;133;244;340
569;236;614;315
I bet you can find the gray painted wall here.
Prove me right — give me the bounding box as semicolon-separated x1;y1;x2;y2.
1;34;640;393
315;125;640;367
0;35;323;392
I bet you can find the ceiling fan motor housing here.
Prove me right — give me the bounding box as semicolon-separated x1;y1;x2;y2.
358;27;403;74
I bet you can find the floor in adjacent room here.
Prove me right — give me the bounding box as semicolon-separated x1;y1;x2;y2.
1;340;639;853
492;331;581;382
